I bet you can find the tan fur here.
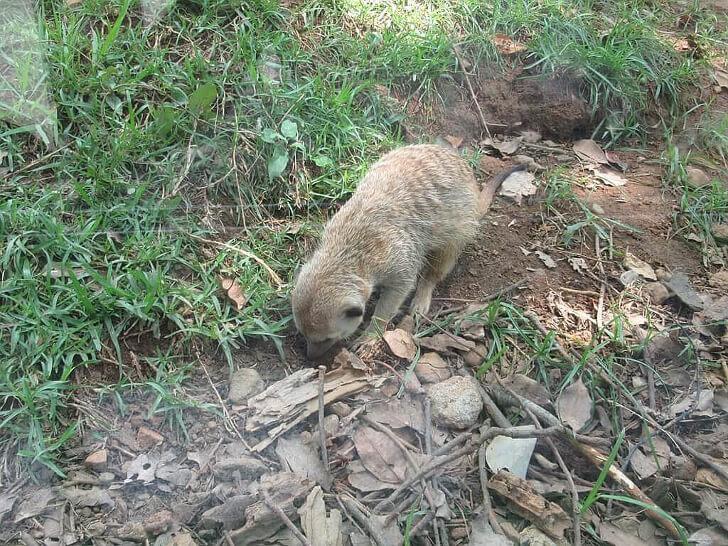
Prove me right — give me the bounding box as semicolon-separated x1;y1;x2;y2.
291;144;517;359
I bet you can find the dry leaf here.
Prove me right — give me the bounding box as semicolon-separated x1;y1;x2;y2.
568;257;588;274
498;170;537;205
500;374;551;407
469;512;511;545
535;251;557;269
353;427;407;484
629;449;659;480
714;69;728;90
664;272;706;311
493;137;522;155
417;332;475;353
444;135;464;149
593;166;627;187
123;453;159;483
491;34;527;55
669;389;714;418
299;486;344;546
485;426;538;479
573;139;608;164
599;521;649;546
383;329;416;360
276;434;333;490
697;468;728;491
220;277;247;311
557;378;593;432
13;488;55;522
624;252;657;281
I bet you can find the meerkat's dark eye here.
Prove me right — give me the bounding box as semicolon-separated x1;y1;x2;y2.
344;306;363;318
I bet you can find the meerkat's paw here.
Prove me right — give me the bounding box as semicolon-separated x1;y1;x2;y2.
410;285;435;316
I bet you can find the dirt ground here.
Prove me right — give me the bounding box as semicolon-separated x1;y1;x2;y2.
2;73;727;546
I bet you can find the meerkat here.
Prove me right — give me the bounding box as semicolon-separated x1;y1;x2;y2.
291;144;524;359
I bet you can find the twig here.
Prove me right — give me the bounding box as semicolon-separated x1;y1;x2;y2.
189;233;284;287
487;384;610;448
493;380;680;539
578;443;681;539
513;391;581;546
478;426;505;536
376;427;560;512
261;490;312;546
459;368;511;429
341;495;393;546
437;277;527;317
317;366;329;470
452;48;491;138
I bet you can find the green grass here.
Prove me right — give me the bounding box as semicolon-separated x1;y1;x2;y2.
0;0;719;474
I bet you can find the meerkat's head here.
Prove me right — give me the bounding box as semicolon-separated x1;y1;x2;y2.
291;262;370;359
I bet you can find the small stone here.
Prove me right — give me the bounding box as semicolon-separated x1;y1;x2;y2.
591;203;605;215
709;270;728;291
87;522;107;537
137;426;164;450
711;223;728;244
463;345;486;368
212;455;267;481
644;282;670;304
143;509;174;535
655;268;672;282
450;527;468;540
414;352;452;384
323;414;339;437
329;402;352;417
519;526;556;546
84;449;108;470
228;368;264;404
404;370;424;394
96;473;115;486
427;376;483;429
520;130;542;143
686;166;711;187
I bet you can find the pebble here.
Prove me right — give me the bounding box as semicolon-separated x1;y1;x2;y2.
712;223;728;244
519;527;557;546
228;368;264;404
686;166;711;187
98;471;115;484
463;345;486;368
644;282;670;304
655;268;672;282
84;449;108;471
591;203;605;215
414;352;452;384
427;376;483;429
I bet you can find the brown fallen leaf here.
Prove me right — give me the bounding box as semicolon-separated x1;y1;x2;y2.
491;34;527;55
383;329;417;360
598;521;650;546
714;68;728;90
353;426;407;484
488;470;571;539
697;468;728;491
592;165;627;187
417;332;476;353
276;434;333;490
624;252;657;281
299;486;344;546
573;138;609;164
220;277;248;311
13;488;55;523
557;377;593;432
444;135;464;149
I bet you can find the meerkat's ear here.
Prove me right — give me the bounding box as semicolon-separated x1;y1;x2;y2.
343;305;364;318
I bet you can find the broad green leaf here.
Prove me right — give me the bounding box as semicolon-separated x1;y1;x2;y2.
189;83;217;114
280;119;298;140
268;147;289;179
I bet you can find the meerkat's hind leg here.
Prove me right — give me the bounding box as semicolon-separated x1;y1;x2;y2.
411;245;463;316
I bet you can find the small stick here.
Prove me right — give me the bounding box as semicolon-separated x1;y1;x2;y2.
515;394;581;546
437;277;527;317
340;495;393;546
376;427;560;512
261;490;312;546
452;48;492;138
317;366;329;470
478;426;505;536
459;368;511;429
189;233;284;287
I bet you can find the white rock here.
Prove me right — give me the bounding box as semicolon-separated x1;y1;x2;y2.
427;376;483;429
228;368;264;404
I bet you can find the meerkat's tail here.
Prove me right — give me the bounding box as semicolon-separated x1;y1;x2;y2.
477;163;527;216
